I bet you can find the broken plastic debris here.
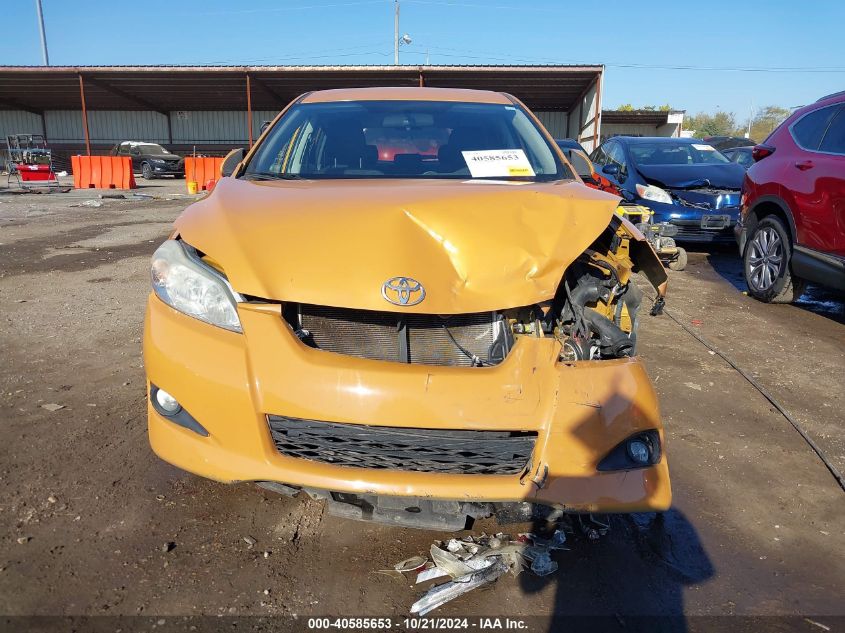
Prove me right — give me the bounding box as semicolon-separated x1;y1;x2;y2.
529;551;558;576
40;403;65;412
429;544;476;578
394;556;427;573
416;567;450;584
401;529;578;614
411;559;509;616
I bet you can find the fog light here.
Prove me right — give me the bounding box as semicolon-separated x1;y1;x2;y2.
627;439;650;465
155;388;181;414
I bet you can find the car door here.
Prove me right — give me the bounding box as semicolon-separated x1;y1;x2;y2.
816;106;845;255
116;143;135;169
788;103;843;255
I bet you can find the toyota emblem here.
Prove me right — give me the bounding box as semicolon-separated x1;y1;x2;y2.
381;276;425;307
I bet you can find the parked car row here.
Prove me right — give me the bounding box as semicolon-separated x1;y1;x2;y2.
583;90;845;303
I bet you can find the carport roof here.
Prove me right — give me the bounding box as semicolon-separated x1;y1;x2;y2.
601;109;685;125
0;65;603;114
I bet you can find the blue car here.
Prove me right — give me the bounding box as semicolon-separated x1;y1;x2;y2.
590;137;745;243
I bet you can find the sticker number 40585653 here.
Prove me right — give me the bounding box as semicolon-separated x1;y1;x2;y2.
461;149;536;178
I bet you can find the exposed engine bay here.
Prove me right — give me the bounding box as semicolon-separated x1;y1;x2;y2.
506;215;667;363
282;215;667;368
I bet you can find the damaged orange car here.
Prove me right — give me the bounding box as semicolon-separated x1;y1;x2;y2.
144;87;671;530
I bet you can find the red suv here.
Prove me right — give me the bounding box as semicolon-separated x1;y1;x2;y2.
737;91;845;302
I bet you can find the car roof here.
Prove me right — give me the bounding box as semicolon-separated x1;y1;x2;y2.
609;136;702;145
300;86;514;105
816;90;845;104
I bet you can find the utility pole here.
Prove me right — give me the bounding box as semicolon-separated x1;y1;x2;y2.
35;0;49;65
394;0;399;65
746;101;754;139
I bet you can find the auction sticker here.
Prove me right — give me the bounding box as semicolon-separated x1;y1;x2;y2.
462;149;535;178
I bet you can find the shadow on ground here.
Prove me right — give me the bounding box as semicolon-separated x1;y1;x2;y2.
519;509;713;632
705;250;845;325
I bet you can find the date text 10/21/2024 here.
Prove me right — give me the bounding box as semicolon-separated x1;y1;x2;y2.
307;617;530;630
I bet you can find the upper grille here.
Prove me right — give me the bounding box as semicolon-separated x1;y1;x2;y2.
284;303;511;367
267;415;536;475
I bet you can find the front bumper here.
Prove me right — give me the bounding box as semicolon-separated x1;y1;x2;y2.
640;198;739;243
143;296;671;513
151;164;184;176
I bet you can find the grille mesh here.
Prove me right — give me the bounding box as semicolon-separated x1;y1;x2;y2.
290;304;505;367
267;415;536;475
673;223;735;242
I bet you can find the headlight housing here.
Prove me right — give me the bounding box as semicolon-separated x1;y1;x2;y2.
151;240;242;332
635;183;673;205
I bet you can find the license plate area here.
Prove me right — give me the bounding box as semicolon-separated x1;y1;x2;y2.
701;214;730;230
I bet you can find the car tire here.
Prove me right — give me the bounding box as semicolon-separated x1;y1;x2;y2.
667;247;687;271
141;162;154;180
743;216;806;303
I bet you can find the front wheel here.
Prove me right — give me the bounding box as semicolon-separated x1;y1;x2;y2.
141;162;154;180
743;216;806;303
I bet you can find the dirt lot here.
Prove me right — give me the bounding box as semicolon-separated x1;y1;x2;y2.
1;179;843;631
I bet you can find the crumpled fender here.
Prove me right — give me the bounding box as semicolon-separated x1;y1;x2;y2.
615;215;668;301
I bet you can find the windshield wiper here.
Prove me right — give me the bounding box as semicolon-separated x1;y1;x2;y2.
243;172;305;181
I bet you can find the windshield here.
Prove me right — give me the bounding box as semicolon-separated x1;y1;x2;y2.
628;142;730;166
244;100;571;181
137;144;169;154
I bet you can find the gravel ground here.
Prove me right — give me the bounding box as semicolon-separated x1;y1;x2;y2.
1;179;843;631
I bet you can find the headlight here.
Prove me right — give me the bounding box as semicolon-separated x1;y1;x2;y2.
635;183;673;205
151;240;242;332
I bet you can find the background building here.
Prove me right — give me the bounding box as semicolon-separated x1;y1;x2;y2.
0;64;605;166
600;109;685;141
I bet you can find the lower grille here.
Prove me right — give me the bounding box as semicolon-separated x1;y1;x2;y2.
673;223;735;242
267;415;536;475
285;303;511;366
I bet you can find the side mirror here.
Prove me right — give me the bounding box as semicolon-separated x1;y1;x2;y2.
221;148;247;178
259;120;272;135
602;164;619;176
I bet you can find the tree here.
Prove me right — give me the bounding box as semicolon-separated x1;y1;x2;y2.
749;105;791;141
684;111;739;138
616;104;673;111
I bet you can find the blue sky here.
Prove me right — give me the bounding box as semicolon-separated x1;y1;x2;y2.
4;0;844;119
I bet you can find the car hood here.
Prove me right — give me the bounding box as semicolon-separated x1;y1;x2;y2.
147;153;181;161
174;177;620;313
636;163;744;190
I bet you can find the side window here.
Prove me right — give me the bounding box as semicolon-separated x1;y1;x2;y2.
791;105;838;151
819;106;845;155
119;144;130;155
605;142;628;182
591;145;608;165
737;152;755;168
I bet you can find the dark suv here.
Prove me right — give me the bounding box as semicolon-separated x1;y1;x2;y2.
737;92;845;302
110;142;184;180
